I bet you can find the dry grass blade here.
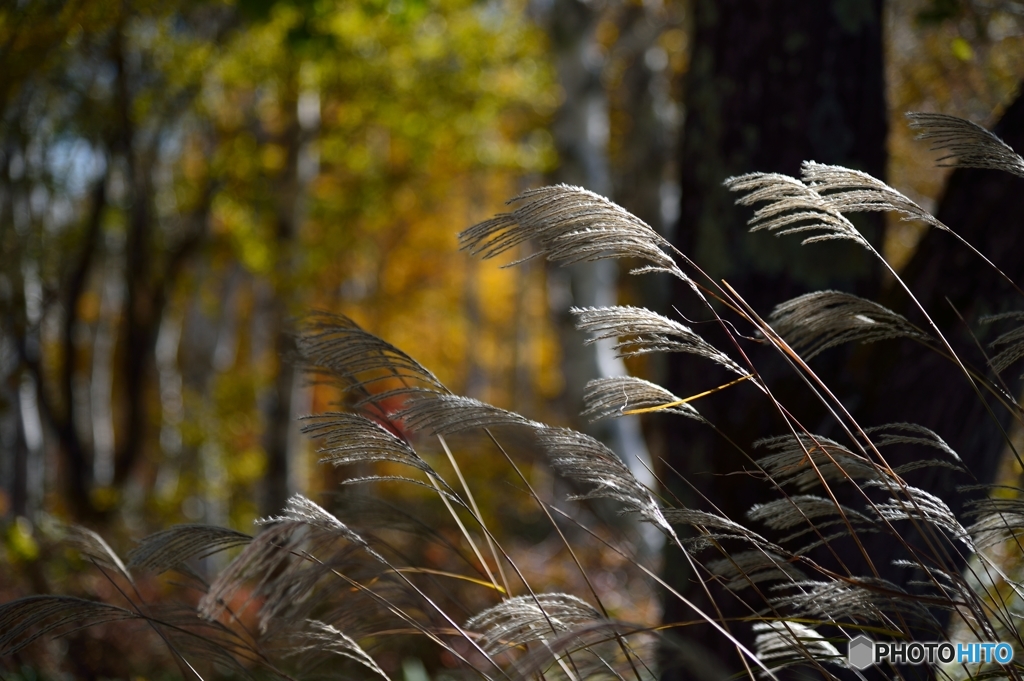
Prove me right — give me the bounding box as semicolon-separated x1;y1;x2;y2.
707;551;806;591
754;434;881;491
769;290;928;360
297;313;446;402
581;376;702;421
752;621;842;671
907;112;1024;178
0;595;139;655
63;524;133;583
982;311;1024;376
573;305;748;377
392;393;542;436
127;525;252;574
725;172;869;247
458;184;684;277
151;607;264;679
302;412;435;474
464;593;602;656
285;619;392;680
801;161;946;229
535;427;673;535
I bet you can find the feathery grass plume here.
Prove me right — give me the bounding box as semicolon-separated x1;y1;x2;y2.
260;494;378;553
572;305;749;378
63;524;134;583
197;521;313;626
863;422;960;460
706;551;806;591
283;620;392;681
863;422;965;476
581;375;703;421
301;412;437;475
391;392;543;436
296;312;447;408
199;495;381;626
768;290;929;360
866;482;973;550
15;125;1024;679
747;495;875;545
724;171;870;247
659;508;775;551
892;560;975;610
801;161;947;229
769;578;941;628
458;184;685;278
754;434;882;491
0;596;139;655
967;497;1024;551
752;621;842;672
907;112;1024;178
535;426;674;536
301;411;465;499
982;311;1024;376
127;525;253;574
464;592;602;656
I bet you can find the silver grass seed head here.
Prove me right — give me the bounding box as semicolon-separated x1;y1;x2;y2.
126;524;252;574
726;171;869;247
459;184;685;278
572;305;749;378
284;620;392;681
536;426;674;535
391;392;543;436
982;311;1024;375
302;412;432;473
752;621;842;670
582;375;702;422
465;593;601;656
769;290;927;360
257;494;385;562
907;111;1024;178
801;161;946;230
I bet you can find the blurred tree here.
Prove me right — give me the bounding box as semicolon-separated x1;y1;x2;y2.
536;0;685;555
0;0;557;533
0;0;231;522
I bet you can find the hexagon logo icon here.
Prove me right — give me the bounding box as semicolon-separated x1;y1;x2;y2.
848;636;875;670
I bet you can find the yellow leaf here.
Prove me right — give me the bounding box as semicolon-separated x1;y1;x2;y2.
950;37;974;62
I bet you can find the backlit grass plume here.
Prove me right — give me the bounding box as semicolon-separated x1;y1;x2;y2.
6;112;1024;681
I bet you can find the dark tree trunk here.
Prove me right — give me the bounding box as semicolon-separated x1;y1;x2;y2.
867;88;1024;488
850;87;1024;611
540;0;659;553
662;2;887;678
260;73;308;517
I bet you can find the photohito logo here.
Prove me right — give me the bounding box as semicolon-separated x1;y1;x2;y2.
847;636;1015;669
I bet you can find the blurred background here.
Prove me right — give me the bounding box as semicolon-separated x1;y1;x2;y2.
3;0;1024;677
